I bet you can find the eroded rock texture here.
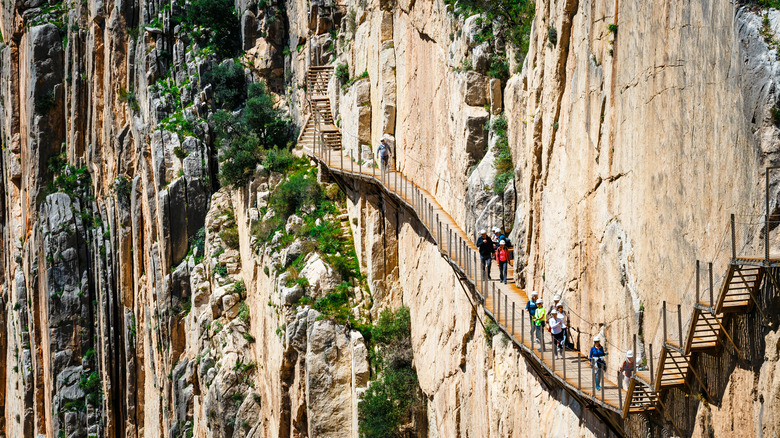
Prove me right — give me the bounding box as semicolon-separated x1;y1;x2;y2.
1;0;780;437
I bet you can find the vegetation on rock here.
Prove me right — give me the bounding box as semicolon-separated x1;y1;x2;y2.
358;307;423;437
212;82;296;188
444;0;535;63
490;114;513;194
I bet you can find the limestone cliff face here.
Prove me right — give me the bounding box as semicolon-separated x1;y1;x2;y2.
1;0;780;436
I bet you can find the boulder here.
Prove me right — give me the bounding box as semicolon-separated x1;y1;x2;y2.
463;71;488;107
300;253;341;298
285;214;304;235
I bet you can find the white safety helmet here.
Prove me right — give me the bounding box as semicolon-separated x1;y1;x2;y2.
500;240;506;245
553;294;561;302
480;229;486;234
594;335;601;342
626;350;634;358
530;290;538;297
536;298;543;305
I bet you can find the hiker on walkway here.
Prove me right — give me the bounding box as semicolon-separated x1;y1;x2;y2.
495;240;510;284
548;309;565;358
619;350;635;387
476;229;494;280
492;228;501;251
533;298;546;349
552;303;568;357
526;291;538;328
376;138;392;172
589;335;607;391
552;294;561;309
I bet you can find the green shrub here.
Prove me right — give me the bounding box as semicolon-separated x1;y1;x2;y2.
262;147;300;173
220;225;239;249
118;88;140;111
335;63;350;83
313;283;352;325
547;25;557;46
185;0;241;58
35;91;56;115
114;175;132;199
358;367;421;437
490;115;513;194
267;169;324;218
213;82;295;188
487;54;510;80
484;316;500;346
443;0;534;61
358;306;421;437
203;62;246;110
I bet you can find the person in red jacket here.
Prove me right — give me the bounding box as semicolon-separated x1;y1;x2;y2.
495;240;510;284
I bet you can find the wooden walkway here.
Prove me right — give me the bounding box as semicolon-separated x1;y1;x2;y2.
300;63;779;430
299;65;631;416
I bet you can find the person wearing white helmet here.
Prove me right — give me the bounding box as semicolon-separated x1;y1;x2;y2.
533;297;546;349
495;239;510;284
476;229;494;280
525;291;538;329
619;350;635;387
552;294;561;308
547;308;565;358
589;335;607;391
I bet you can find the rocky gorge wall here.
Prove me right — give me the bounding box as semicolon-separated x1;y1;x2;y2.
0;0;780;436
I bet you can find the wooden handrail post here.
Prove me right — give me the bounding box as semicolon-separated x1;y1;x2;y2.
618;370;623;410
709;262;714;308
591;361;596;397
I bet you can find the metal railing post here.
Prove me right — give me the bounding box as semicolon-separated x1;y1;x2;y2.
512;302;515;337
663;301;667;342
677;304;682;347
497;289;501;323
591;360;596;396
709;262;714;308
731;213;736;259
618;371;623;410
696;260;700;305
504;294;507;329
578;350;582;391
601;374;605;401
562;332;567;380
649;343;654;388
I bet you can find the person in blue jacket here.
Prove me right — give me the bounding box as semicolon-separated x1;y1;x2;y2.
589;335;607;391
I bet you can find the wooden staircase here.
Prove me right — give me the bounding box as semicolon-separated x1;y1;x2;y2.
715;263;762;313
625;256;768;418
300;65;342;152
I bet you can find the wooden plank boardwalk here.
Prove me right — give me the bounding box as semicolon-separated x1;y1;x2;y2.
298;65;630;413
301;64;780;425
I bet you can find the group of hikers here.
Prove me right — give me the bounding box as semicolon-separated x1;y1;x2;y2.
476;228;513;284
524;291;636;390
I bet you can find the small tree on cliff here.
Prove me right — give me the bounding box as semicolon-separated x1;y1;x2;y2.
213;82;295;188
